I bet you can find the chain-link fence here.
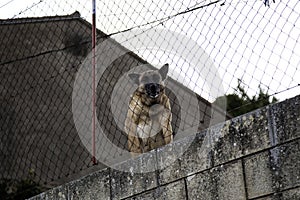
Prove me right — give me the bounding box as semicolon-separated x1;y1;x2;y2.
0;0;299;199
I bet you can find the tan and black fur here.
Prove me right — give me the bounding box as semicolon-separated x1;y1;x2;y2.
125;64;173;154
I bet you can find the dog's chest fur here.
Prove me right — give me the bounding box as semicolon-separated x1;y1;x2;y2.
131;91;167;144
136;107;164;143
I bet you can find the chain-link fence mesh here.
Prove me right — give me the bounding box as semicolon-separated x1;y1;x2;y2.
0;0;299;198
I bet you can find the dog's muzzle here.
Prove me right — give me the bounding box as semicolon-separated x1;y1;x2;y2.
145;83;161;98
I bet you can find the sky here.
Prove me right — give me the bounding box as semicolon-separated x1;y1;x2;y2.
0;0;299;102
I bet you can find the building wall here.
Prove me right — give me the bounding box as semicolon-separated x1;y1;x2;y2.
0;15;96;186
0;14;221;188
29;95;300;200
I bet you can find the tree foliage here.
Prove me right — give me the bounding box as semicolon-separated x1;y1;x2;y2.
214;80;278;117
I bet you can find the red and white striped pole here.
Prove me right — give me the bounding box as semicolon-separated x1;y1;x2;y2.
92;0;97;165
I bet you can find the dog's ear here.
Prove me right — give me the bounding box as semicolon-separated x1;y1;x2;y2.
158;63;169;80
128;73;140;85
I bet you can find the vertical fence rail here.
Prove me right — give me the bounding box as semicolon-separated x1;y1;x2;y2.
92;0;97;165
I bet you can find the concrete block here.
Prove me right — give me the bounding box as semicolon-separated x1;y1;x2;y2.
157;131;212;184
110;150;158;199
210;121;243;166
187;160;246;200
124;179;186;200
68;168;111;200
186;170;214;200
254;188;300;200
245;139;300;199
254;193;282;200
212;107;271;166
30;184;68;200
276;140;300;190
215;160;246;200
241;107;271;154
282;187;300;200
244;151;275;199
271;95;300;144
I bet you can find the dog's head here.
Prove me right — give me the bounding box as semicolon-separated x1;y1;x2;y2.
128;64;169;99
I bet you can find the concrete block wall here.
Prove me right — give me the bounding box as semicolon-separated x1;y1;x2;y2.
29;95;300;200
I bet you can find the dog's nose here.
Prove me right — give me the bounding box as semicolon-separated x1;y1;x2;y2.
150;84;157;91
146;83;160;98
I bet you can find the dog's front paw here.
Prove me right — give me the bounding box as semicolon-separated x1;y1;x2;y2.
149;104;164;118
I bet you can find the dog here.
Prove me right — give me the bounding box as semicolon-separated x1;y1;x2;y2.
125;64;173;155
